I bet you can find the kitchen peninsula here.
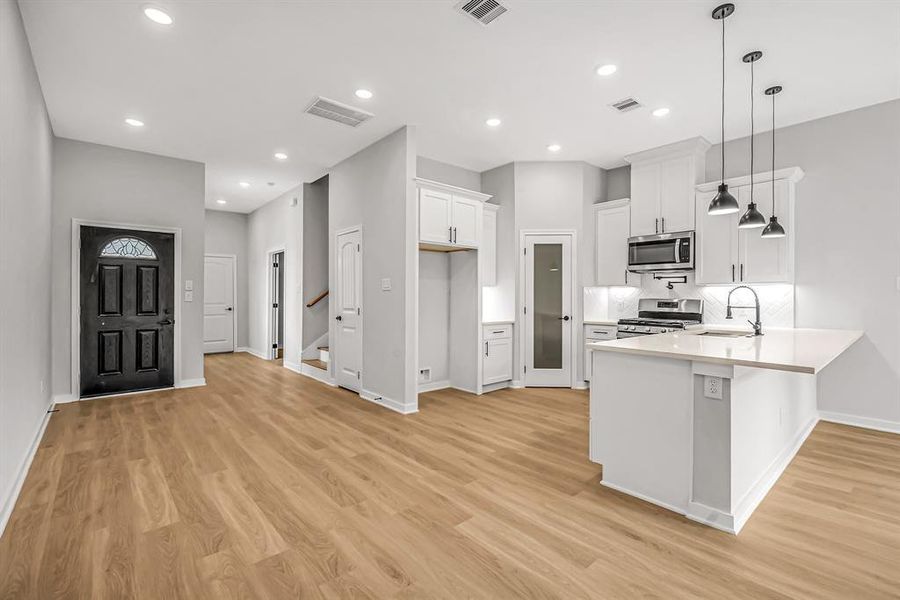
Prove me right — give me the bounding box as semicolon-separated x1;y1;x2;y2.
588;327;862;534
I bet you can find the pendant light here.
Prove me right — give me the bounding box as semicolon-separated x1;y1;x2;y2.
708;4;739;215
761;85;786;238
738;50;767;229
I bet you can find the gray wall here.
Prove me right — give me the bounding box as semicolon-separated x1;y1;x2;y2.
0;0;54;529
605;165;631;200
247;185;302;363
417;156;481;191
480;163;516;323
302;176;329;349
51;138;206;394
204;209;249;348
707;99;900;424
330;127;417;409
418;251;450;385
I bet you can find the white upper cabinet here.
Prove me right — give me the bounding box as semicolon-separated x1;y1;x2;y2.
625;137;710;237
480;203;499;286
419;188;453;244
416;178;490;251
451;195;481;248
695;168;802;285
594;199;637;286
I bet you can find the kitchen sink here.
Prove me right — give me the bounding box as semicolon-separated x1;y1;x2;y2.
698;331;751;338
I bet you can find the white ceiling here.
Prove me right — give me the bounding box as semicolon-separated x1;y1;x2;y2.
19;0;900;213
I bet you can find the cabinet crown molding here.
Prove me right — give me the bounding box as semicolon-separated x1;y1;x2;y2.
414;177;492;201
696;167;804;193
483;202;501;213
593;198;630;211
624;137;711;165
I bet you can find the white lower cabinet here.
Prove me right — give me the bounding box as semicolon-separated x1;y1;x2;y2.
584;324;617;382
482;324;513;386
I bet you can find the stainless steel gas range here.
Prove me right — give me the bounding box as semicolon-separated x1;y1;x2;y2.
616;298;703;339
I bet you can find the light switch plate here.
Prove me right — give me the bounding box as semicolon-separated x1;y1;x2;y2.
381;278;392;291
184;290;193;302
184;279;193;291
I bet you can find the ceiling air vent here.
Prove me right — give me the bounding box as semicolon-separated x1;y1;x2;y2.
456;0;508;26
610;97;642;113
304;96;373;128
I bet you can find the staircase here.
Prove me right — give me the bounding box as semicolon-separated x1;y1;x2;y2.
302;345;328;371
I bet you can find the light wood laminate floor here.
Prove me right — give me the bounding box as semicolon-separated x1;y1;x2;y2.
1;352;898;599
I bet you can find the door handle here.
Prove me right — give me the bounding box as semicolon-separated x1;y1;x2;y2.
225;307;233;311
558;315;570;321
335;315;342;321
157;319;173;326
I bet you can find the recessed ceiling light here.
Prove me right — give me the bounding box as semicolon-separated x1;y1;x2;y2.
274;152;288;160
485;118;501;127
239;181;250;188
355;89;373;100
143;6;173;25
547;144;561;152
596;64;617;77
124;118;144;127
216;199;227;205
652;107;671;117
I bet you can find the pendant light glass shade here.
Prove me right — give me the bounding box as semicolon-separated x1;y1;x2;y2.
708;4;739;216
739;50;766;229
761;84;785;238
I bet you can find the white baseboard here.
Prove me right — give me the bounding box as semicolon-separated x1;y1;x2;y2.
572;382;588;390
418;379;449;393
176;378;206;389
0;400;54;538
237;347;268;360
686;501;737;534
510;379;524;389
52;393;78;404
360;389;418;415
481;380;511;394
819;411;900;435
297;362;337;386
599;479;687;518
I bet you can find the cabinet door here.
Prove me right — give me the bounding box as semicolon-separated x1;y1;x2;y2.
659;156;695;233
419;188;452;245
695;189;739;284
595;203;635;286
451;195;481;248
483;338;512;384
629;162;661;236
480;206;498;286
739;180;793;283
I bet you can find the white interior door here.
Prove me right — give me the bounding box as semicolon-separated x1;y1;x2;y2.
203;255;235;353
524;234;572;387
335;228;362;391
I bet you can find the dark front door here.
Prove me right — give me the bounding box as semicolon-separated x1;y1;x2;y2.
80;226;175;397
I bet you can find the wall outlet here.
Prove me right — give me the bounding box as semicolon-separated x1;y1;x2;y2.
704;376;723;400
381;278;392;291
418;368;431;383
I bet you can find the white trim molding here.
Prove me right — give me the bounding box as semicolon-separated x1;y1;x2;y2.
418;380;450;393
175;378;206;389
696;166;805;193
296;362;337;387
819;411;900;435
0;401;54;538
70;219;184;400
236;346;268;360
360;389;418;415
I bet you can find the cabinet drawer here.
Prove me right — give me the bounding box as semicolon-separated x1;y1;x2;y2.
483;324;512;340
585;325;616;340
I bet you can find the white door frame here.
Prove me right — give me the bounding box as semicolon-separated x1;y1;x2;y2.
204;253;238;353
266;247;285;360
333;224;363;390
71;219;183;400
518;229;577;388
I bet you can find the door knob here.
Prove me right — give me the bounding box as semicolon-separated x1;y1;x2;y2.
558;315;570;321
225;307;233;311
158;319;173;326
335;315;342;321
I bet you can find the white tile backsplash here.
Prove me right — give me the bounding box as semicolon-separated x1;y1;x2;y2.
585;274;795;328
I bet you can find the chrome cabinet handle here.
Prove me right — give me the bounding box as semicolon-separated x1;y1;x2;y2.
661;217;666;232
485;341;489;356
449;227;452;243
740;264;744;281
655;218;659;233
732;264;735;282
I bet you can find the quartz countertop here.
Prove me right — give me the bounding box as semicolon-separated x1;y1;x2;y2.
587;326;863;375
584;319;618;327
483;320;513;326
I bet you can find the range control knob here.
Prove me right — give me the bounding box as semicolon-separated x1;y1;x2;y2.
643;327;652;333
659;328;668;333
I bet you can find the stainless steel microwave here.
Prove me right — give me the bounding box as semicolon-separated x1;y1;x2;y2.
627;231;694;273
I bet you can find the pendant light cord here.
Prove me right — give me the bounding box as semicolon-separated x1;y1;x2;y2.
749;59;755;203
721;17;726;183
771;92;776;214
